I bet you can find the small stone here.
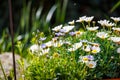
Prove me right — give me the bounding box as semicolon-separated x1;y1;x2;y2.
0;52;26;79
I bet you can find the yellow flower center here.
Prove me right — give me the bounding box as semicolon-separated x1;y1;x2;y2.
76;31;81;35
88;64;93;68
92;50;97;53
53;53;59;58
101;35;105;39
57;43;61;47
83;58;88;61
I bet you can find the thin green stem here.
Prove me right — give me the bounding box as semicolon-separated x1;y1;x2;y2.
81;22;86;31
92;21;96;27
88;22;90;27
115;22;118;27
103;26;105;30
0;60;8;80
110;26;112;31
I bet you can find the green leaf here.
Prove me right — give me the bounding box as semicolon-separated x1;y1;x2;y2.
46;5;57;23
110;0;120;12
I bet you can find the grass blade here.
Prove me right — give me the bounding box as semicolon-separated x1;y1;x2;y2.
110;0;120;12
46;5;57;23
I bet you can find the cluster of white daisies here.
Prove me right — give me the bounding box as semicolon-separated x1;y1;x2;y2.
30;16;120;68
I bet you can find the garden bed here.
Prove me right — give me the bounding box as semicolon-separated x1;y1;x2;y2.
24;16;120;80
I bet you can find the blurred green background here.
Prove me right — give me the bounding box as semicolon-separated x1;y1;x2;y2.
0;0;120;53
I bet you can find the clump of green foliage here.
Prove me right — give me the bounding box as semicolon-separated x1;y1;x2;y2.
25;16;120;80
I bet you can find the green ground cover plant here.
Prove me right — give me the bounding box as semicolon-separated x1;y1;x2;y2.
24;16;120;80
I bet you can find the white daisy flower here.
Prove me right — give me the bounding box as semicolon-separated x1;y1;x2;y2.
62;25;75;30
82;56;89;63
41;48;50;55
88;42;100;47
86;26;99;31
79;55;94;63
82;45;91;52
53;40;64;47
30;44;40;53
117;47;120;53
80;40;88;43
96;32;109;39
75;31;83;37
112;27;120;32
45;41;53;47
52;37;58;42
68;42;82;52
68;48;77;52
110;37;120;43
91;46;101;54
60;25;75;33
106;22;116;27
98;20;115;27
86;61;97;68
73;42;83;49
68;20;75;25
111;17;120;22
52;24;62;32
39;37;46;41
76;16;86;22
84;16;94;22
79;56;89;63
69;31;83;37
76;16;94;22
